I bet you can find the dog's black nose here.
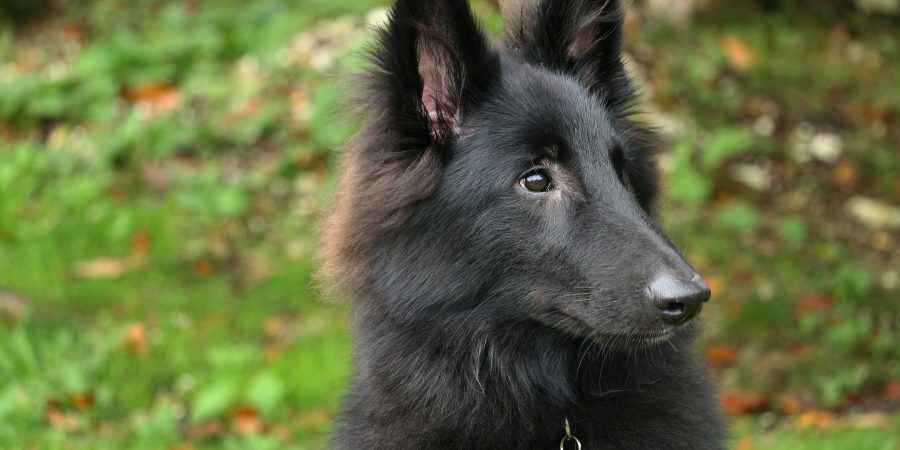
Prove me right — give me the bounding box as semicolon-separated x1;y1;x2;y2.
648;274;710;325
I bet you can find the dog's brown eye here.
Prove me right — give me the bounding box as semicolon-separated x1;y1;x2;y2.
520;169;552;192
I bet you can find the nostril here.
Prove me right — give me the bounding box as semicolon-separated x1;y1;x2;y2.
662;300;684;315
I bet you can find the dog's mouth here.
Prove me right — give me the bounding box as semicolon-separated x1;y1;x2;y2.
543;306;690;349
626;327;682;347
590;325;690;350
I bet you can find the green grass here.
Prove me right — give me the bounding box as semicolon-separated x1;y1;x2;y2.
0;0;897;448
731;416;900;450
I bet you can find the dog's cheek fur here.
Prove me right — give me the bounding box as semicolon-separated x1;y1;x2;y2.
319;137;442;295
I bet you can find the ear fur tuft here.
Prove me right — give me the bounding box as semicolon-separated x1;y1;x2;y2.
507;0;635;113
370;0;499;146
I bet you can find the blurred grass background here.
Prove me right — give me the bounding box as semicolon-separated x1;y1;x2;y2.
0;0;897;449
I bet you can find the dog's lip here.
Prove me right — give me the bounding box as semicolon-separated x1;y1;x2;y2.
594;323;687;343
544;306;690;344
629;322;694;345
633;330;677;345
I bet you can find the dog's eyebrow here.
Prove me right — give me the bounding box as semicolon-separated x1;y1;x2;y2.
542;144;561;160
546;142;575;164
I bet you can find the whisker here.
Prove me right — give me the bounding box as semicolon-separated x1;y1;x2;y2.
667;338;678;352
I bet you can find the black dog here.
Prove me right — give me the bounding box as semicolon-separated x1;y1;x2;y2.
321;0;727;448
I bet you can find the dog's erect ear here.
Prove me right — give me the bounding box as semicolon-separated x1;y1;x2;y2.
508;0;633;112
373;0;499;145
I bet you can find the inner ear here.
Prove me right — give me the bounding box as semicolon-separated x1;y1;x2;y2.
570;29;597;58
373;0;499;148
418;38;460;141
568;3;624;67
568;12;616;59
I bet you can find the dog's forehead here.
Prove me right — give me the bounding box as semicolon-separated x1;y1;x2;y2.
472;55;619;160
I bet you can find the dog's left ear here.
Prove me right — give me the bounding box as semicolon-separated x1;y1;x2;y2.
374;0;499;145
508;0;633;112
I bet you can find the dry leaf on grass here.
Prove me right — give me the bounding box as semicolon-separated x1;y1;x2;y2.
231;405;264;435
795;293;835;315
68;392;95;411
181;421;225;440
794;409;835;430
774;395;805;415
705;345;739;366
832;160;859;188
125;322;148;355
721;391;770;416
46;400;81;433
885;380;900;403
70;258;130;280
734;437;755;450
192;260;215;279
721;35;755;71
0;289;29;322
124;82;182;116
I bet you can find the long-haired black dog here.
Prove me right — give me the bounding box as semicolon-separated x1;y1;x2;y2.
322;0;727;448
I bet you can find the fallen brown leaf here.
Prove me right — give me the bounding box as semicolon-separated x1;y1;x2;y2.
796;293;834;315
68;392;95;411
734;437;755;450
125;82;181;115
70;257;130;280
872;231;893;252
125;322;148;355
263;317;285;339
0;289;29;322
192;260;215;279
705;275;726;297
843;102;888;125
721;391;769;416
705;345;739;366
832;160;858;188
181;421;225;440
231;405;264;435
841;391;863;408
46;400;80;432
721;35;755;72
63;22;88;41
788;344;808;357
795;409;834;430
774;395;805;415
131;230;151;256
885;380;900;403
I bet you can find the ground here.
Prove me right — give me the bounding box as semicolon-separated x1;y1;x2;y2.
0;1;897;449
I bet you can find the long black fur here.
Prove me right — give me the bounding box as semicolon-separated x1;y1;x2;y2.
322;0;728;448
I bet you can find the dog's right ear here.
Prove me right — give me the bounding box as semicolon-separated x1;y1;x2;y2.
507;0;634;113
371;0;499;146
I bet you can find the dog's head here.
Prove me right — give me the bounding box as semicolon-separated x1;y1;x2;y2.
324;0;709;345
